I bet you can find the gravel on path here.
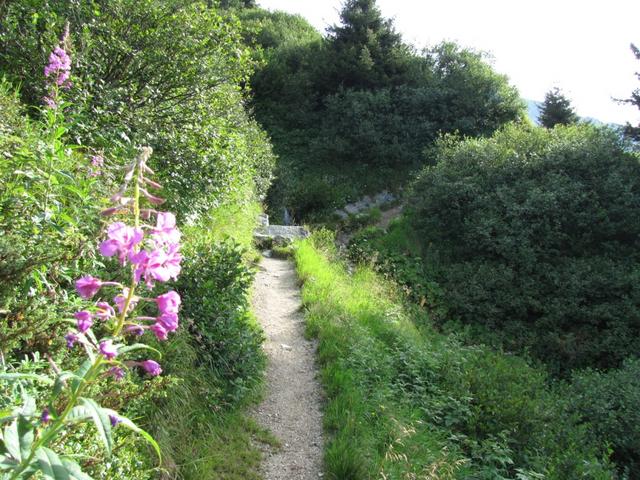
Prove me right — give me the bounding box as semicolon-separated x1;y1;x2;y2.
252;256;324;480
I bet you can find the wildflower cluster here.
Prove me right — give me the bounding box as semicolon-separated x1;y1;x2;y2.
0;145;176;479
43;24;72;109
68;146;182;377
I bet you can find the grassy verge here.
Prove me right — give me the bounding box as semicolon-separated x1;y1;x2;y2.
294;232;614;480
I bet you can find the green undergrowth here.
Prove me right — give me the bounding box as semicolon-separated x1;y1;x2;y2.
294;232;615;480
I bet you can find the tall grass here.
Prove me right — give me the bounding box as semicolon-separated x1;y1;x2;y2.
294;232;614;479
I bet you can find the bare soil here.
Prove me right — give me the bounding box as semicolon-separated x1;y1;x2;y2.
251;256;324;480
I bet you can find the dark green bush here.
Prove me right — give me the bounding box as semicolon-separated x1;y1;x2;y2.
408;123;640;373
177;239;264;404
562;358;640;477
0;83;110;356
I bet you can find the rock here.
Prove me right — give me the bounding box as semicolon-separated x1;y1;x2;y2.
337;191;397;219
262;250;273;258
374;190;395;205
257;213;269;227
254;225;310;248
344;204;359;215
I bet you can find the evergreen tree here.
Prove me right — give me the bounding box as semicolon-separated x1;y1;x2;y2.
538;87;579;128
325;0;411;90
620;44;640;141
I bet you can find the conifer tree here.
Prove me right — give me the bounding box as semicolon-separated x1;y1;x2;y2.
620;44;640;141
538;87;579;128
326;0;410;90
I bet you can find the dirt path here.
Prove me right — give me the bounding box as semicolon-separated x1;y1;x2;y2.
252;256;324;480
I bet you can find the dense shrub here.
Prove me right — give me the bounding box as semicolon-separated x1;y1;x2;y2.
248;5;524;218
1;2;275;476
0;0;275;215
177;238;264;404
0;82;109;356
408;123;640;372
562;359;640;477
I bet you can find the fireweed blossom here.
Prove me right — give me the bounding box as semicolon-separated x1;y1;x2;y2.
43;25;72;108
74;310;93;333
96;301;115;320
89;154;105;177
70;147;179;377
99;222;144;265
139;360;162;377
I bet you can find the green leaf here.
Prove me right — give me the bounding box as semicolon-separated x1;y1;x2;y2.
52;372;83;399
116;343;161;357
61;458;94;480
20;394;36;417
71;360;93;393
0;373;53;386
0;408;15;421
35;447;70;480
0;453;19;470
53;127;67;140
17;416;34;462
3;421;21;461
102;409;161;463
65;406;91;423
78;399;112;456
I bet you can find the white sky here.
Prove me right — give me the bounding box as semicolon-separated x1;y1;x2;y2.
257;0;640;125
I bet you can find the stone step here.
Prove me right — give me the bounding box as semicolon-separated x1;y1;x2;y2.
254;225;309;247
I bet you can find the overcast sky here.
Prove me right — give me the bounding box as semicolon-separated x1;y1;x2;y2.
257;0;640;125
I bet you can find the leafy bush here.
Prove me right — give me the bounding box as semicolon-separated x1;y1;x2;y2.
408;123;640;373
0;0;275;216
177;238;264;404
0;82;108;356
562;358;640;477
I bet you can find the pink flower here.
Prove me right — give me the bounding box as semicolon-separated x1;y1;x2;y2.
107;367;125;380
95;302;115;321
99;222;143;265
44;46;72;89
152;212;181;247
99;340;118;360
91;155;104;168
150;323;169;341
125;324;145;336
65;332;79;349
41;408;51;424
76;276;103;299
43;95;58;109
156;291;181;314
139;360;162;377
157;312;178;332
114;288;138;314
109;414;121;428
132;246;182;287
74;311;93;333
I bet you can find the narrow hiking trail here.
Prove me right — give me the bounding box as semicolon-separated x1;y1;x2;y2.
252;256;324;479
